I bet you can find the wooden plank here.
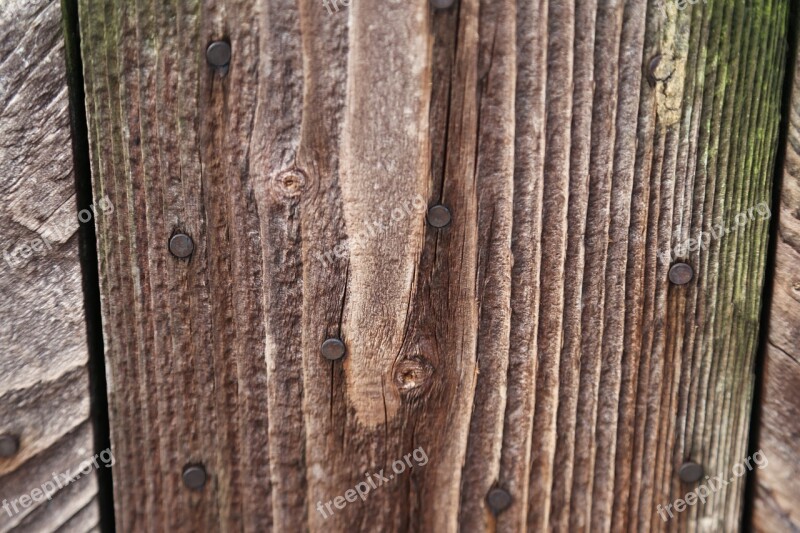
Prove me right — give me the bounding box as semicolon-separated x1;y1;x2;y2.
751;23;800;531
78;0;787;531
0;0;100;531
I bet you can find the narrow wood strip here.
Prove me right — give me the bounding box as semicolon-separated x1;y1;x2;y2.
548;1;596;530
648;3;709;530
458;0;516;527
497;0;547;529
525;2;574;530
570;2;624;529
245;0;306;528
610;2;661;528
407;0;481;528
590;2;648;530
295;1;350;531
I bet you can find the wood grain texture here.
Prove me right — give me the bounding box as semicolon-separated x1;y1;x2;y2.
0;0;100;531
78;0;787;531
752;21;800;532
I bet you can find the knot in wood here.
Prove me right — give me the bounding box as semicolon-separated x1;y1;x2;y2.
393;356;434;397
271;168;308;200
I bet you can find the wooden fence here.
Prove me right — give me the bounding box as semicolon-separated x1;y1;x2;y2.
1;0;799;531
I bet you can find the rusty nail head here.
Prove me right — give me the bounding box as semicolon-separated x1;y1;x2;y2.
487;487;512;514
669;262;694;285
678;461;704;483
183;465;207;490
206;41;231;67
431;0;456;9
427;205;451;228
321;338;346;361
0;435;19;458
169;234;194;259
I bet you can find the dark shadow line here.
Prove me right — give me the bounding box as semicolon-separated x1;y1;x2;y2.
60;1;116;531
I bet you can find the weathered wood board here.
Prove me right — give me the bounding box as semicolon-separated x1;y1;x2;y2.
78;0;787;531
0;0;100;531
751;21;800;533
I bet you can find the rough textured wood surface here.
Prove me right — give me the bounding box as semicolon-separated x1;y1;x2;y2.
752;20;800;533
78;0;787;531
0;0;99;531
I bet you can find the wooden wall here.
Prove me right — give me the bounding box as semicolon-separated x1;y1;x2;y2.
0;0;794;532
76;0;789;531
0;0;100;531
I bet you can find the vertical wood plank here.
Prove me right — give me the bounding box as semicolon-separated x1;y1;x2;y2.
457;0;516;529
0;0;100;531
77;0;788;531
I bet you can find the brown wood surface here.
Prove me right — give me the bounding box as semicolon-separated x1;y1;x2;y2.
751;23;800;533
78;0;788;531
0;0;100;531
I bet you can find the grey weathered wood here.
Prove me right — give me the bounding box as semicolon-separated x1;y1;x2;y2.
0;0;99;531
78;0;787;531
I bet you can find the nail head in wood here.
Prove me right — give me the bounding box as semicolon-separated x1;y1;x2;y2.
169;233;194;259
431;0;456;9
678;461;704;483
669;262;694;285
321;338;346;361
427;205;451;228
182;465;207;490
0;434;19;458
486;487;512;514
206;41;231;67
